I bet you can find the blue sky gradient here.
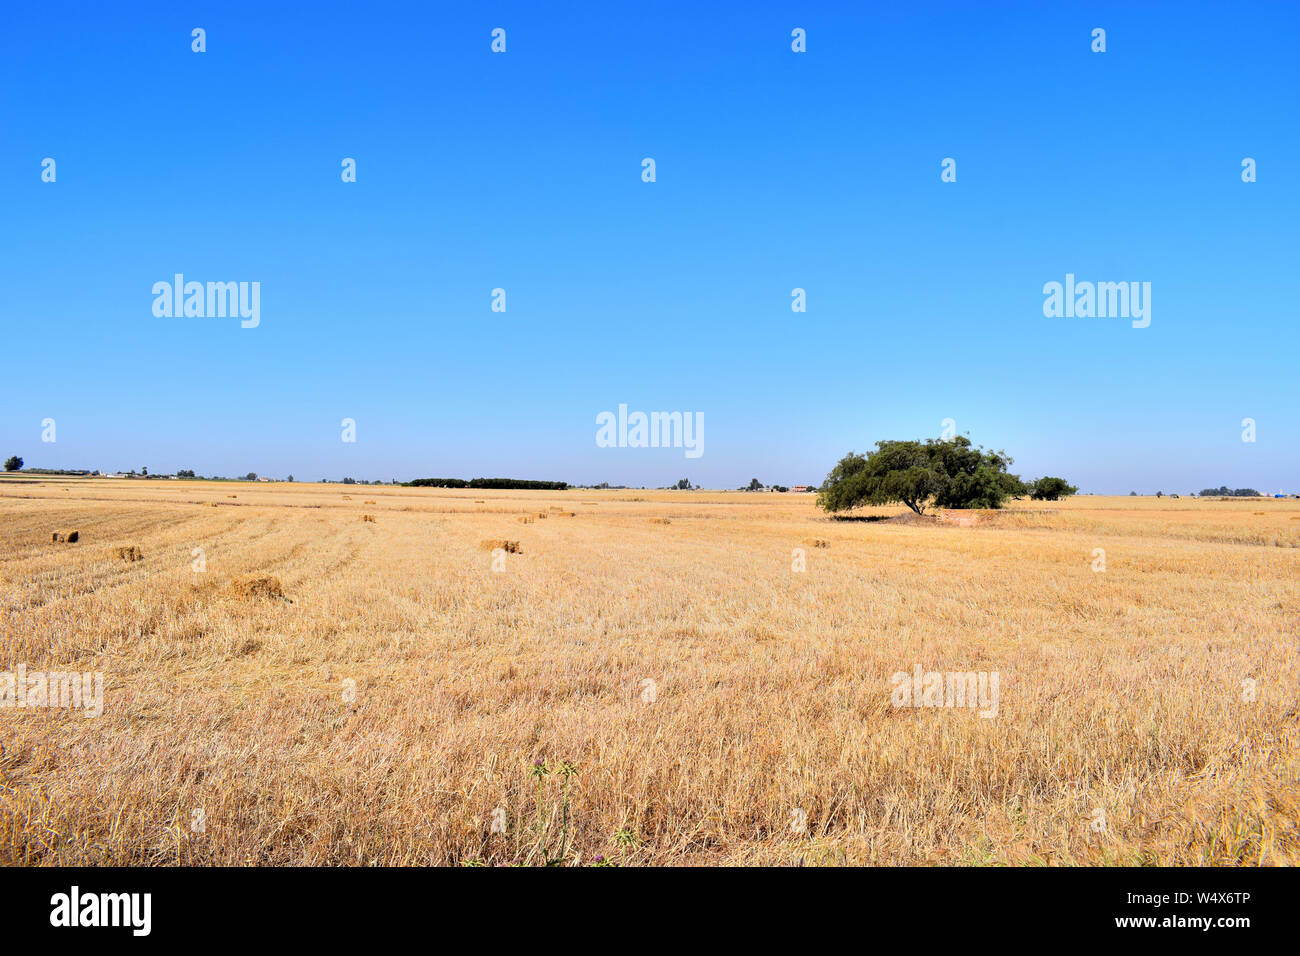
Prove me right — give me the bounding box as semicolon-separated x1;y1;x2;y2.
3;2;1297;492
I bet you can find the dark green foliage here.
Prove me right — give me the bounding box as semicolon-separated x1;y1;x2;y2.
404;477;568;490
405;478;469;488
1029;476;1079;500
4;457;24;471
1198;486;1262;497
468;478;568;491
818;436;1026;516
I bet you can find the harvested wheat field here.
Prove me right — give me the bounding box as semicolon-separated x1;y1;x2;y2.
1;476;1297;866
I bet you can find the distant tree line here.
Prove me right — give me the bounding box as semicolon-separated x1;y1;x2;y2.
468;477;567;490
1199;486;1262;497
404;478;470;488
737;478;791;492
9;466;94;476
405;477;569;490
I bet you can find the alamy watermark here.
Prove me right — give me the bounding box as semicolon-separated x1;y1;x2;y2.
1043;274;1150;328
1;664;103;718
890;665;999;718
50;886;150;936
596;404;703;459
152;274;260;328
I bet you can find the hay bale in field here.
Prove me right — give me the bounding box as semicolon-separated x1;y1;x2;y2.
361;514;376;522
66;530;79;543
474;499;485;504
803;538;829;548
480;539;521;553
364;500;376;505
342;495;352;500
114;545;143;562
537;512;548;518
650;517;671;525
517;515;535;524
227;494;237;499
229;574;285;600
51;531;64;543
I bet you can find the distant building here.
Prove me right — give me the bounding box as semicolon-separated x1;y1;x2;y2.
791;485;812;493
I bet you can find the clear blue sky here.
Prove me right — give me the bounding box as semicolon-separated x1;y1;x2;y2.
3;1;1296;492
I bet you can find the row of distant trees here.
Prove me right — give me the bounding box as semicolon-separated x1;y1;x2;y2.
4;457;95;477
3;451;1272;501
732;478;816;492
4;458;556;487
0;460;307;482
405;477;569;490
1128;488;1265;497
662;478;817;491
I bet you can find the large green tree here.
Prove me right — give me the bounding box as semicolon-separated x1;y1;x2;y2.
818;436;1026;516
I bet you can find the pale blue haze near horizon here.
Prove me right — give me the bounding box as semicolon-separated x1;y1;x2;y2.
2;1;1297;493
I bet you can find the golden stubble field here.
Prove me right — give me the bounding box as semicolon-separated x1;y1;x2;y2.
1;477;1297;866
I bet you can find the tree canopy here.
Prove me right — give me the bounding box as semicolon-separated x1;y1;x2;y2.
1028;476;1079;500
818;436;1029;515
1199;486;1261;498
